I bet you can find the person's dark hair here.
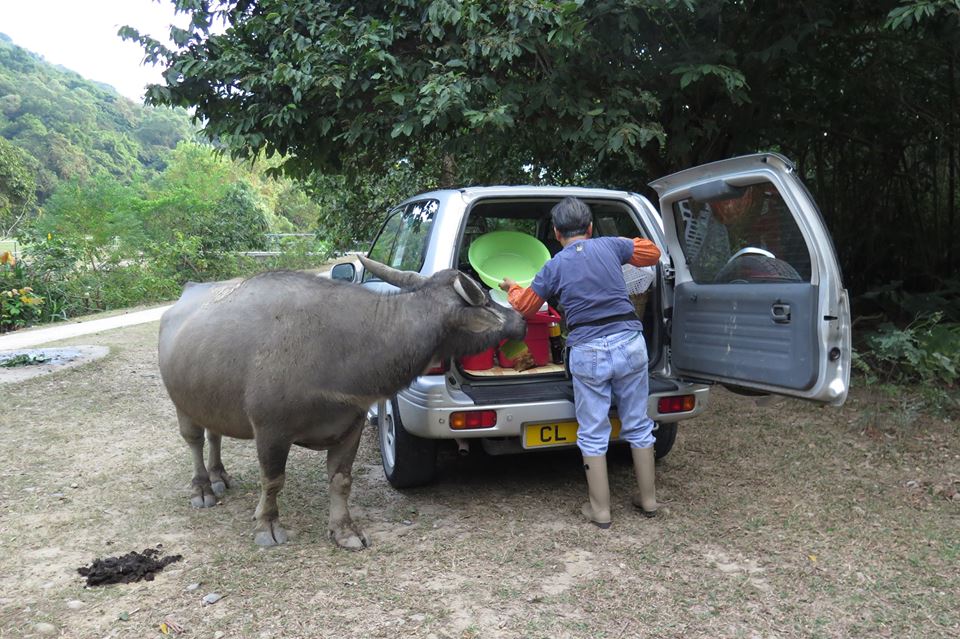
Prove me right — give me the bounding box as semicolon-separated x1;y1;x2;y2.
551;197;592;238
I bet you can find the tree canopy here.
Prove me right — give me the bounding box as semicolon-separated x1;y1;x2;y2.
127;1;960;295
124;1;673;185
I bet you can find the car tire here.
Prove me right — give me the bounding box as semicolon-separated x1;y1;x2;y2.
377;397;438;489
653;422;677;460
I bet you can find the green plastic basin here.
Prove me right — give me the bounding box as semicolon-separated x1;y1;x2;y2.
467;230;551;289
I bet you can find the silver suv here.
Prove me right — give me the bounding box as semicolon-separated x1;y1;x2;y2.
330;153;851;488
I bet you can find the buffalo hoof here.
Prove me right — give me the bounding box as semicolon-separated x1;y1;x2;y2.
210;470;232;497
329;525;370;551
190;493;217;509
254;522;289;547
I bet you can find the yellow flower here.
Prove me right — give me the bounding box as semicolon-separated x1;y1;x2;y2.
0;251;14;266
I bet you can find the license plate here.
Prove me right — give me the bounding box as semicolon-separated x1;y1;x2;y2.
523;418;622;449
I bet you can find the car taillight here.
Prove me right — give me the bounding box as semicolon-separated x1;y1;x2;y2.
658;395;696;414
450;410;497;430
425;360;449;375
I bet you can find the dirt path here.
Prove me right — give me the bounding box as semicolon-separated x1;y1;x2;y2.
0;322;957;638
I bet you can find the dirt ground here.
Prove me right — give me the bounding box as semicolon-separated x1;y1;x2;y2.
0;322;957;639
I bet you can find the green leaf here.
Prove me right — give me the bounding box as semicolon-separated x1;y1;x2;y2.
609;132;624;151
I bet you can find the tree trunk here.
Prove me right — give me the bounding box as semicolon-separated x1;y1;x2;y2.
947;44;957;276
440;153;457;188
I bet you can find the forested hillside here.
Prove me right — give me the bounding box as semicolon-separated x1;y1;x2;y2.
0;32;194;205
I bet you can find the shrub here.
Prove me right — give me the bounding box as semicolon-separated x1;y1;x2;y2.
0;284;44;332
1;252;44;331
857;311;959;387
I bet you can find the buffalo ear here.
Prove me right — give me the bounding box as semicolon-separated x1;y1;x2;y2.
460;308;505;333
358;255;427;289
453;273;487;307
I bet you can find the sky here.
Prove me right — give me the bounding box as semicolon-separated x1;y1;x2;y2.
0;0;191;103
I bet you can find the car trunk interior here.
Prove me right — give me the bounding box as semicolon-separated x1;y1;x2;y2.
452;196;662;384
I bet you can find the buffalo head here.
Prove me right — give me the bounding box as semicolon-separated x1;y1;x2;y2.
358;255;526;358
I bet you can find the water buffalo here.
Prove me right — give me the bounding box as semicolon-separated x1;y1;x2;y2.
158;256;525;548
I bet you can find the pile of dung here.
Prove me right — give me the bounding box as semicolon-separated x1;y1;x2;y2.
77;547;182;586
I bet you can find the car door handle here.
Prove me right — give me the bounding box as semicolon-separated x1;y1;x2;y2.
771;302;791;324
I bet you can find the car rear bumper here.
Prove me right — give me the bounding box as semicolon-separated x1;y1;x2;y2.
395;375;710;439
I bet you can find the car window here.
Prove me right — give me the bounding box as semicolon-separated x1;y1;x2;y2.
593;202;641;238
364;199;438;282
484;218;537;234
672;182;812;284
365;209;403;269
459;215;539;267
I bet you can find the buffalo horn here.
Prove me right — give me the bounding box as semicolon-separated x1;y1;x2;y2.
358;255;427;289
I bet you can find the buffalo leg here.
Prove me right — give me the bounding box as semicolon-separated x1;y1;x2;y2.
252;432;292;547
206;432;231;497
177;410;217;508
326;417;369;550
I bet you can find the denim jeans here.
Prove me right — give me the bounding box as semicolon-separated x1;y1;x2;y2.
568;329;655;456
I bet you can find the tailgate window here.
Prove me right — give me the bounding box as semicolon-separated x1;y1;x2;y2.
673;182;811;284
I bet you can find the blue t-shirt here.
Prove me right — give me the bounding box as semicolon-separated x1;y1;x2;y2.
530;237;643;347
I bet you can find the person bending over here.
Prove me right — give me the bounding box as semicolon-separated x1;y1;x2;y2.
500;197;662;528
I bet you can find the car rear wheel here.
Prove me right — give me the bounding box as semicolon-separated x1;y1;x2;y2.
653;422;677;460
377;397;438;489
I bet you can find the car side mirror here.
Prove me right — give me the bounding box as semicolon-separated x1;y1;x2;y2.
331;262;357;282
